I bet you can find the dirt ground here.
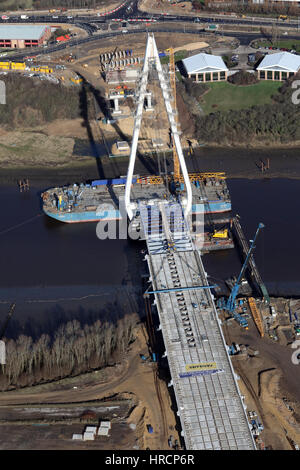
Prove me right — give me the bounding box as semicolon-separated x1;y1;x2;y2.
6;1;122;16
0;324;179;450
139;0;195;16
222;306;300;450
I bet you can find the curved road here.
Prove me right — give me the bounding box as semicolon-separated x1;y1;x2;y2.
0;0;299;61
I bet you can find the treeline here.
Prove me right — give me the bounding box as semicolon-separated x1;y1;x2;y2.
0;314;138;390
33;0;106;9
0;75;82;128
228;71;258;86
0;1;106;10
0;0;33;11
195;75;300;144
196;1;299;17
177;78;208;115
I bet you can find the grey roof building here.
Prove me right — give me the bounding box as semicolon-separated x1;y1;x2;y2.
0;25;51;48
0;25;47;40
257;51;300;80
182;52;228;82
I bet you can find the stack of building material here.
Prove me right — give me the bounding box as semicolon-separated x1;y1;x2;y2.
97;421;111;437
83;425;97;441
72;434;83;440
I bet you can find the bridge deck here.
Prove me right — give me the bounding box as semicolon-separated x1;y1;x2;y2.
142;201;255;450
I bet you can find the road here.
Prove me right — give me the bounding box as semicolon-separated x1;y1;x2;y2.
1;0;300;61
2;0;300;29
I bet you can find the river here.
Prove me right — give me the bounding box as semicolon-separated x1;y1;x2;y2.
0;177;298;338
203;178;300;297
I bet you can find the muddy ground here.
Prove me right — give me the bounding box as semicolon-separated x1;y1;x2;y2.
222;298;300;450
0;324;180;450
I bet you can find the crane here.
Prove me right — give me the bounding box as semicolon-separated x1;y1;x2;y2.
225;223;265;327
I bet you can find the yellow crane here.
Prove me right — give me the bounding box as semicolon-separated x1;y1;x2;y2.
136;172;226;185
169;48;180;182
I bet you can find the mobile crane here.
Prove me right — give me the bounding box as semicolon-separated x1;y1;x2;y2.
224;223;265;328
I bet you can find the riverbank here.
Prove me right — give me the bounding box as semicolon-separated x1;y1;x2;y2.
1;144;300;185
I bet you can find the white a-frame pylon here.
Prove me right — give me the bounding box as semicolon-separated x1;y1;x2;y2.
124;33;192;220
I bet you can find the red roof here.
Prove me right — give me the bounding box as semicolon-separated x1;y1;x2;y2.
56;35;69;42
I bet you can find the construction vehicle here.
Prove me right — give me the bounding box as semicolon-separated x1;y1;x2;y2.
228;343;240;355
70;76;83;85
212;228;228;239
30;66;53;74
278;15;288;20
224;223;265;328
140;354;149;361
295;312;299;323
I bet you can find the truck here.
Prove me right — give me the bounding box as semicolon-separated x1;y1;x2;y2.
206;24;219;31
270;305;276;317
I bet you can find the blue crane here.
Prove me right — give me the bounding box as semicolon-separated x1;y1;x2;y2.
225;223;265;328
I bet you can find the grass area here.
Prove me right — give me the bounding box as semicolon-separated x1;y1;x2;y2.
160;50;188;65
0;50;20;56
201;81;281;114
253;39;300;53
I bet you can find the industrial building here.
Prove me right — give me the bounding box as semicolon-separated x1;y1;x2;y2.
257;51;300;80
182;52;228;82
0;25;51;49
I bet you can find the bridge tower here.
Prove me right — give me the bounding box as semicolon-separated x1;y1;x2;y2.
124;33;192;220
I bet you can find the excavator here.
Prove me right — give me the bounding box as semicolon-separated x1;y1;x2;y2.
212;228;229;239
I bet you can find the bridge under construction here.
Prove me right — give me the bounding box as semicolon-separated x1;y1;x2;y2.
124;34;256;450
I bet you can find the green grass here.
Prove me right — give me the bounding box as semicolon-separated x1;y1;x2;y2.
201;81;281;114
253;39;300;53
160;50;188;65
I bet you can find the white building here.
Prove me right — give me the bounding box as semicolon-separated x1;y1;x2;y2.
257;51;300;81
182;52;228;83
83;431;95;441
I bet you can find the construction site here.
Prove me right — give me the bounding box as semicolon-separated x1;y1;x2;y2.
0;23;300;451
0;27;239;155
36;33;300;450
